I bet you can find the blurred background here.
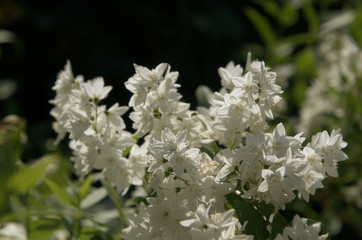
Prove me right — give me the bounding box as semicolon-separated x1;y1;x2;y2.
1;0;362;239
0;0;266;158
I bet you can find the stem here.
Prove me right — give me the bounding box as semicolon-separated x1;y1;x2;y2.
101;178;128;226
172;173;190;186
229;139;236;150
92;102;99;133
74;208;82;238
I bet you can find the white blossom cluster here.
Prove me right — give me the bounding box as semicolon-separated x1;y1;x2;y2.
50;55;347;239
201;53;283;143
50;61;146;194
275;215;328;240
297;15;362;134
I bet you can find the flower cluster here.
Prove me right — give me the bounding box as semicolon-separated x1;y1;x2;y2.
50;61;145;194
50;54;348;239
275;215;328;240
297;12;362;134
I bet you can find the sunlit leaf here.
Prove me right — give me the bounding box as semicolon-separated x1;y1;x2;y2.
28;218;61;240
80;187;107;209
44;178;76;207
79;174;93;201
92;208;119;224
6;157;53;192
101;179;127;225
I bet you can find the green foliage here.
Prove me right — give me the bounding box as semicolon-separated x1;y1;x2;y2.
244;6;276;48
44;178;76;208
233;199;269;239
7;155;56;193
226;193;288;240
270;213;288;239
244;1;362;238
79;174;93;201
0;115;123;239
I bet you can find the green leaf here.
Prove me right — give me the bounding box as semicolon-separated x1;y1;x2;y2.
122;136;138;157
295;47;316;75
6;156;53;192
244;6;276;46
255;0;279;18
44;178;75;207
302;3;319;35
125;196;148;208
28;218;61;240
234;199;269;240
79;227;105;240
8;195;26;220
351;7;362;45
0;116;27;171
270;213;288;239
60;215;73;237
79;174;93;201
212;141;220;155
101;179;127;225
278;4;298;27
254;201;275;220
80;187;107;209
200;146;214;158
227;193;269;240
92;208;119;224
122;145;133;157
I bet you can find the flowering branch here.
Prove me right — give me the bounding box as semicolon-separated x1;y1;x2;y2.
50;54;347;239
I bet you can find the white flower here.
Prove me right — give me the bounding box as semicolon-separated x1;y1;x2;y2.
213;91;252;140
216;92;252;120
149;128;189;160
282;215;328;240
232;72;259;106
81;77;112;102
258;167;293;202
299;170;325;202
52;60;74;97
266;123;301;157
102;103;128;130
124;77;148;107
134;63;168;87
129;105;154;137
147;77;181;115
237;132;265;163
103;157;131;195
147;198;188;236
302;146;323;173
0;222;27;240
128;143;149;185
311;129;348;162
201;176;234;210
67;107;92;139
170;147;200;176
216;149;238;181
310;129;348;177
180;204;242;240
199;152;222;177
50;61;84;144
218;61;244;90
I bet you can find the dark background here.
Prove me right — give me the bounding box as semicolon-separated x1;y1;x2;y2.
0;0;262;156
